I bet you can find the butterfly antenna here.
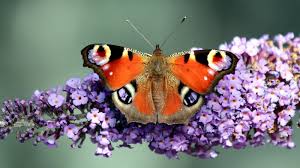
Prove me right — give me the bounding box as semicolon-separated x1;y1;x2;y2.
160;16;187;48
125;19;155;49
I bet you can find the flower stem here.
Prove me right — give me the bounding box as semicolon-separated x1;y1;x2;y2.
0;120;35;128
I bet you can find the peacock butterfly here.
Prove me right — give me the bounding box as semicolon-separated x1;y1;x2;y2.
81;44;238;124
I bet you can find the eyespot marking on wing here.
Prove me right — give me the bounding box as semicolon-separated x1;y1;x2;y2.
87;44;111;66
207;50;232;71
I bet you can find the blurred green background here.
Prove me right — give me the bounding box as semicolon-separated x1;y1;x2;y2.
0;0;300;168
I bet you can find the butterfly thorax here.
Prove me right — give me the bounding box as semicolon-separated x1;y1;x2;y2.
151;45;167;75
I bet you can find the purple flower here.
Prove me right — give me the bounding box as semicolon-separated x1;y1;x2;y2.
95;146;112;157
293;64;300;73
45;138;57;148
246;38;260;56
228;36;246;55
235;121;250;133
256;59;269;73
33;90;41;98
240;108;251;121
229;95;244;109
83;73;100;82
265;88;279;103
252;110;264;124
86;108;105;124
102;114;116;129
245;92;257;104
274;33;294;46
71;90;88;106
90;91;106;103
206;93;222;112
47;93;64;108
97;92;106;103
216;79;230;96
276;61;293;81
171;135;188;152
64;124;79;140
278;106;295;126
66;78;81;89
219;95;230;107
250;131;265;147
225;74;242;88
218;120;234;140
277;111;291;126
249;79;265;96
96;131;110;145
278;126;292;139
199;112;213;124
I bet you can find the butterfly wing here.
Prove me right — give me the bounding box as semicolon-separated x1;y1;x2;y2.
157;75;205;124
168;49;238;94
158;49;238;124
81;44;149;90
81;44;156;123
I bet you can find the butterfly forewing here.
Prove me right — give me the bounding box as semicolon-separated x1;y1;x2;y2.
168;49;239;95
81;44;150;90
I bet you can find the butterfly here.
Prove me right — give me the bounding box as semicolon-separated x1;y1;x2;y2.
81;44;238;125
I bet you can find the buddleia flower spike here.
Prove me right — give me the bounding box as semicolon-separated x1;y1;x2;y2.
1;33;300;159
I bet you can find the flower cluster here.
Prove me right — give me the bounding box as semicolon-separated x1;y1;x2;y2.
0;33;299;159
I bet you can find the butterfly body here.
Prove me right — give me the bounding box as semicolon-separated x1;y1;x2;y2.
82;44;238;125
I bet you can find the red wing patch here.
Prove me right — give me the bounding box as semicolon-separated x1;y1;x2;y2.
168;50;238;94
100;54;144;90
81;44;148;90
161;87;182;116
133;81;155;115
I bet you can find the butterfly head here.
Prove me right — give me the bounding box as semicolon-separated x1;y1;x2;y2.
153;44;162;56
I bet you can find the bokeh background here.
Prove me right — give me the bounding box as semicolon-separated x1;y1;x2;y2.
0;0;300;168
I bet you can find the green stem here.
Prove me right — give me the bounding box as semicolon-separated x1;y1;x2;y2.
0;120;35;128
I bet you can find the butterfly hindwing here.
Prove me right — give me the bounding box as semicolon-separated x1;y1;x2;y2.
158;78;205;124
168;49;238;95
81;44;150;90
112;79;157;124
